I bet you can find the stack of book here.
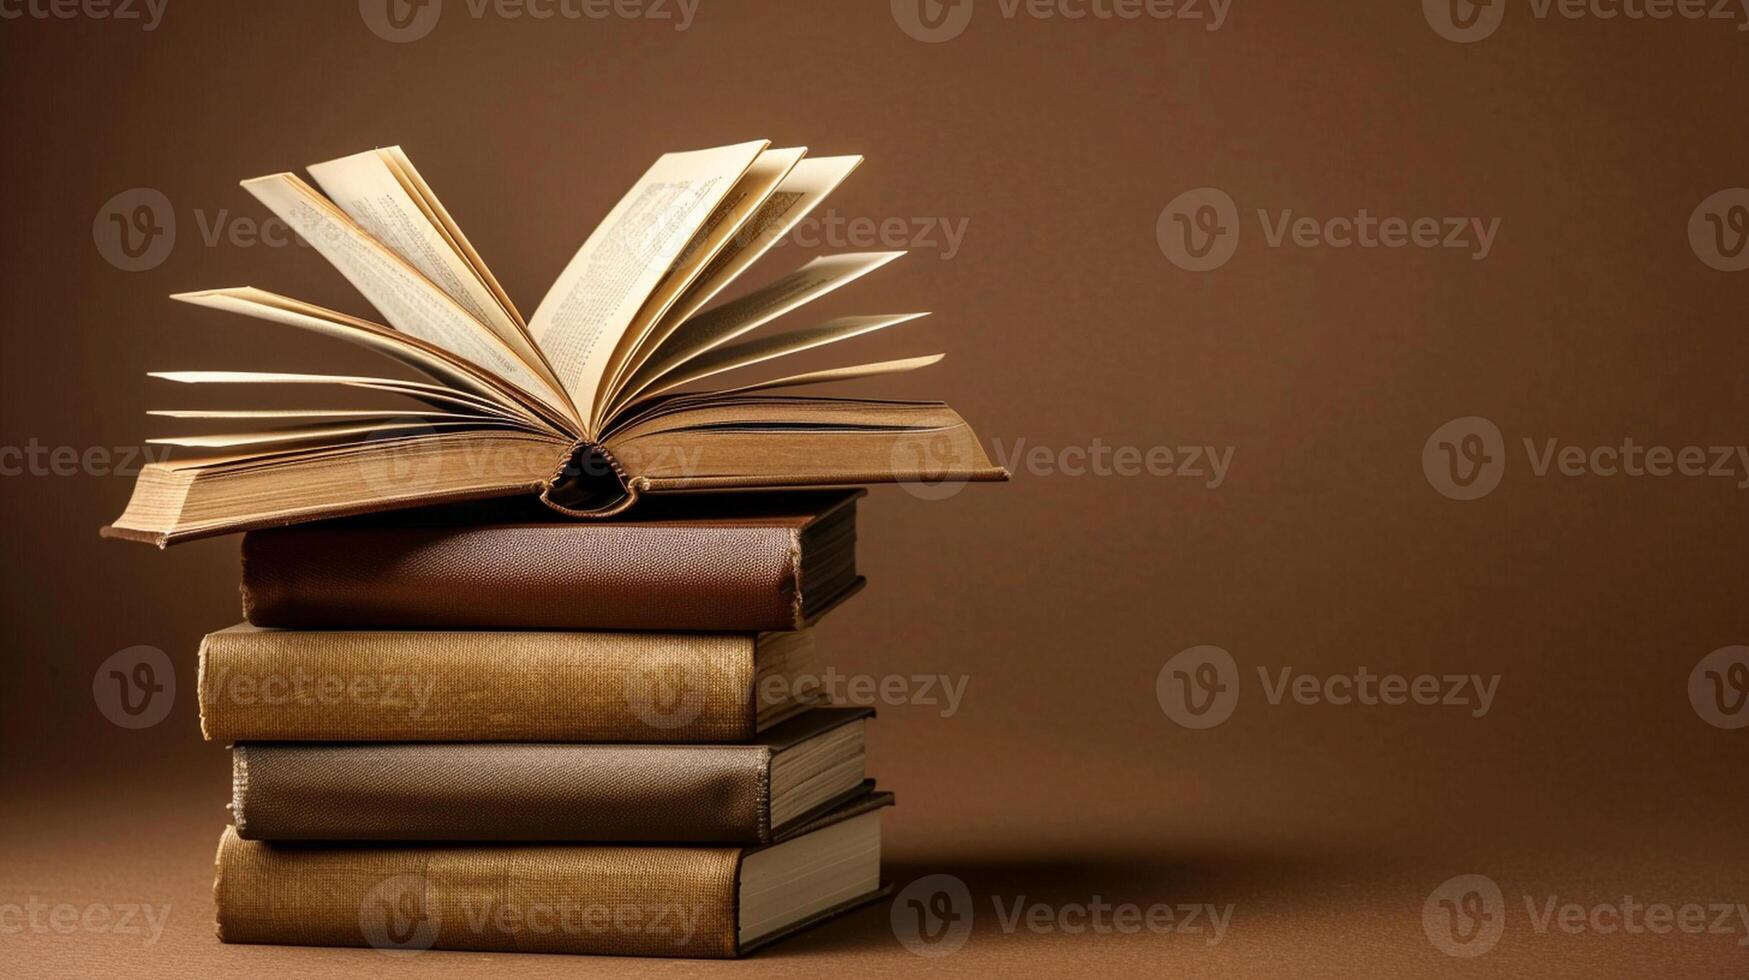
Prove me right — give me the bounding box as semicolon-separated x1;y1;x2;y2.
100;139;1003;958
198;492;888;957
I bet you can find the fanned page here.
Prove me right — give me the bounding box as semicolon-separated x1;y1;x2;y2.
170;287;548;428
619;155;863;387
104;139;1008;547
609;252;905;417
240;173;574;425
627;314;930;405
526;140;769;434
147;372;525;420
305;147;569;404
595;146;808;421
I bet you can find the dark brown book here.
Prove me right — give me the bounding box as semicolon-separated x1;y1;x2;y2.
216;791;893;958
230;708;872;843
240;491;862;630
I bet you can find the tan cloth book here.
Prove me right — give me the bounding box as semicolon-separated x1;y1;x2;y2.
100;141;1004;547
215;792;892;958
199;624;819;743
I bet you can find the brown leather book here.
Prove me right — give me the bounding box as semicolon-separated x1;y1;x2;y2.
198;624;817;743
239;491;863;630
231;708;873;843
216;792;892;958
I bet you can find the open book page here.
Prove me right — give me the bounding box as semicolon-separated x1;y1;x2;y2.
525;139;769;432
146;419;506;449
627;313;929;404
171;288;552;428
620;155;863;386
147;371;525;420
610;251;905;414
601;397;1003;491
706;353;945;396
381;146;527;330
149;409;494;422
104;429;571;546
240;173;574;424
306;148;568;403
596;146;807;421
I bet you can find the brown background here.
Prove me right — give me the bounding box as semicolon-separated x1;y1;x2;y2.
2;0;1746;976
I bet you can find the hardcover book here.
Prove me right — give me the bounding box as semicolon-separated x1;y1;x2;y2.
237;491;863;630
228;708;872;843
198;624;818;743
102;140;1004;547
215;793;893;958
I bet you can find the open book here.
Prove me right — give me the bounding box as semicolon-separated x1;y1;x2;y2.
102;141;1005;546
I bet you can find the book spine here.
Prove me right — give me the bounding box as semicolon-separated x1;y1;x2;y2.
230;742;773;843
214;827;741;957
198;629;762;743
239;523;805;630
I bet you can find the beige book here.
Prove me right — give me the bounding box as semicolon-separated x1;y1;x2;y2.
214;794;892;958
104;141;1005;547
197;624;817;743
